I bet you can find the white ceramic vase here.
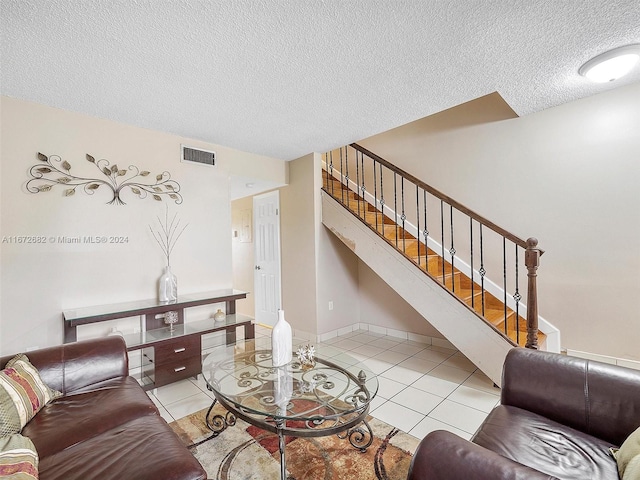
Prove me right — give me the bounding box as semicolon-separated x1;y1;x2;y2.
158;266;177;303
271;310;292;367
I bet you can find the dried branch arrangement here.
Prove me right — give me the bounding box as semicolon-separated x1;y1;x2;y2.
149;206;188;267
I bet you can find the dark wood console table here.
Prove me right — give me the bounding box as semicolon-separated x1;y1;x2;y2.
63;289;254;389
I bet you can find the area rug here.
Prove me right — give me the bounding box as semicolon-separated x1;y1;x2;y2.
169;402;418;480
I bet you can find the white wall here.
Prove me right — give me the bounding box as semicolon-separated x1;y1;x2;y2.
0;96;286;355
360;83;640;361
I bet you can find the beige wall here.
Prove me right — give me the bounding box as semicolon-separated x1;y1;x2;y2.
279;154;319;335
0;96;285;354
359;83;640;360
316;226;360;335
358;261;444;338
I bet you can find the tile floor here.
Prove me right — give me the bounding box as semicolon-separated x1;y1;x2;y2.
147;325;500;444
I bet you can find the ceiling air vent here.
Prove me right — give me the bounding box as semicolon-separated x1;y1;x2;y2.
181;145;216;167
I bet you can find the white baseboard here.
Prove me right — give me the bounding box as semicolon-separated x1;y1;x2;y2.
294;323;457;350
566;349;640;371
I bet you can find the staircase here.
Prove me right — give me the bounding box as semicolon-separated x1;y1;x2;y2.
321;144;546;384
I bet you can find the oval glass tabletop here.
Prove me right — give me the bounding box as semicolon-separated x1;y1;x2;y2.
201;338;379;424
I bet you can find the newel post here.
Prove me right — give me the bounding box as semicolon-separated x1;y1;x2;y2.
525;237;541;349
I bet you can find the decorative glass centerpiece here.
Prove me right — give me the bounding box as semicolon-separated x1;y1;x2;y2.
296;344;316;370
164;311;179;332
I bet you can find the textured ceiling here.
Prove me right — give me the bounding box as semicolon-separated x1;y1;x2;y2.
2;0;639;161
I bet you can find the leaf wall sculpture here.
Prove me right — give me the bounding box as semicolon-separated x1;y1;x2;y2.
26;153;183;205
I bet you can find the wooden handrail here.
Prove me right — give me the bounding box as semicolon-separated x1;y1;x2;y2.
351;143;543;255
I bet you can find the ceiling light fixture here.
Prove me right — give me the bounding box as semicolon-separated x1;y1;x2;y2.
579;44;640;83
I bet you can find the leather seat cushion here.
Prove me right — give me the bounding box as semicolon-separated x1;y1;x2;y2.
473;405;619;479
37;415;206;480
22;377;158;458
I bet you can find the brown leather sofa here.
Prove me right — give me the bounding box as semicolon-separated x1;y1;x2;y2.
407;348;640;479
0;336;207;480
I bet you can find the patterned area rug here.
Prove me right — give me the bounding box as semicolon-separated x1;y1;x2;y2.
169;402;418;480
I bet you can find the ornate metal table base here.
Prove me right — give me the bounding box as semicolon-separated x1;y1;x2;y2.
203;349;378;480
337;417;374;452
204;397;236;436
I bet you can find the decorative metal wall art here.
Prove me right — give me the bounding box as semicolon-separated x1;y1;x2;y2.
27;152;183;205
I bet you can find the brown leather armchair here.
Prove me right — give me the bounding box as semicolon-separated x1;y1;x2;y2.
407;348;640;479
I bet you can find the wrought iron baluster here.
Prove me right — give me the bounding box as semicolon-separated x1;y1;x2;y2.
345;146;350;207
360;152;366;223
355;150;361;217
423;190;429;272
416;185;421;266
401;177;406;253
470;218;475;309
339;147;345;204
393;172;398;248
440;200;445;283
503;237;508;335
480;224;486;316
450;205;456;293
514;245;521;345
329;151;334;196
379;164;385;236
373;160;378;231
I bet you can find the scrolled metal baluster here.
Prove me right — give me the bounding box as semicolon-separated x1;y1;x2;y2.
416;185;421;265
379;164;385;236
393;172;398;248
360;152;366;223
423;190;429;271
440;200;445;283
373;160;378;231
503;237;508;335
401;177;406;253
340;147;345;203
514;245;521;345
480;224;486;316
450;205;456;293
470;218;474;309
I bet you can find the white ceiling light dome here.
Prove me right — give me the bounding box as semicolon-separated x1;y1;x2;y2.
579;44;640;83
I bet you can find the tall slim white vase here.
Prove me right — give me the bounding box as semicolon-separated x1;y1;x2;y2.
272;310;292;367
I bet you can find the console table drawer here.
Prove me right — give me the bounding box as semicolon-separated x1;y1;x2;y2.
154;335;201;366
154;355;201;386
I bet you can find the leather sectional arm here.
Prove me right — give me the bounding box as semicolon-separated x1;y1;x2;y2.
11;336;129;395
407;430;558;480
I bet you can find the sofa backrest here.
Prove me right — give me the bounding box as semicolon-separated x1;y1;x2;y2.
501;348;640;446
1;336;129;395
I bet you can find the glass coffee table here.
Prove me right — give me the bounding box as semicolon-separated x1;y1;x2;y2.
201;339;379;480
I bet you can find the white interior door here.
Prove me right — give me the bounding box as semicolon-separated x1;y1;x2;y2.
253;191;282;327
